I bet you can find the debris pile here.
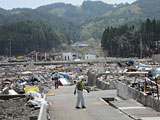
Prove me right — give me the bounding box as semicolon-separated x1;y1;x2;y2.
89;60;160;100
0;97;39;120
0;64;51;119
2;60;160;119
0;63;94;119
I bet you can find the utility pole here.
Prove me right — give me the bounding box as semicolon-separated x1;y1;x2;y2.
36;52;38;62
140;34;142;59
9;39;11;58
45;52;47;61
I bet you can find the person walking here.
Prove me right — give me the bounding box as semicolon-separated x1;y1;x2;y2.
52;72;59;89
55;79;59;89
74;76;86;109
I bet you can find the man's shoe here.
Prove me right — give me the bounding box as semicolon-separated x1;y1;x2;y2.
75;106;80;109
82;106;86;109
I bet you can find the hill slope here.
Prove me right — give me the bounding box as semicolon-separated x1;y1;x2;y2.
1;0;160;56
37;1;115;23
0;8;79;42
78;0;160;41
0;20;70;56
37;0;160;41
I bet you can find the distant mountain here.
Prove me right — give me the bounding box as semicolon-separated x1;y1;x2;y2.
36;0;160;41
37;1;115;23
1;0;160;56
36;1;128;41
0;8;7;14
0;8;79;42
133;0;160;18
77;0;160;41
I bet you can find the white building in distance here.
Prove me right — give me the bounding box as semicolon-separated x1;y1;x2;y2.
62;52;80;61
85;54;96;60
62;52;73;61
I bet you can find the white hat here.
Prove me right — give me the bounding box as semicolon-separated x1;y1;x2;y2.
78;76;85;80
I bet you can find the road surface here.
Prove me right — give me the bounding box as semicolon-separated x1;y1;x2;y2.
47;86;133;120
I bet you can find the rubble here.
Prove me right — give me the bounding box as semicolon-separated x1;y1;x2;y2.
0;97;39;120
0;62;94;119
88;60;160;101
1;59;160;118
0;64;50;119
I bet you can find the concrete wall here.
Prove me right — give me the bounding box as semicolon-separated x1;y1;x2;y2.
96;79;116;90
88;71;160;112
152;54;160;64
117;81;160;112
87;71;116;90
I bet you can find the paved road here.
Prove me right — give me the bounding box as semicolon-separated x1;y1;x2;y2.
47;86;132;120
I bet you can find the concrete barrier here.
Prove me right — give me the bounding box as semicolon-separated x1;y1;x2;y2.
38;94;47;120
88;72;160;111
88;71;116;90
87;71;97;87
117;81;160;112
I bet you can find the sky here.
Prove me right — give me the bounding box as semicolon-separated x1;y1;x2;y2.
0;0;137;10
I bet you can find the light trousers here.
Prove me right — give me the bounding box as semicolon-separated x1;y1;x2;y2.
76;90;85;107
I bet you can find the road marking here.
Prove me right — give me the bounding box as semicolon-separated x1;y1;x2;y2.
119;106;146;110
141;117;160;120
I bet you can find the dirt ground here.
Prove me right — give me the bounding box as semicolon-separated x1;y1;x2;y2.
0;97;39;120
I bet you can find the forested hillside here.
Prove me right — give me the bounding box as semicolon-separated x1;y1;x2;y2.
0;8;7;14
101;19;160;58
0;8;79;56
37;1;115;23
36;0;160;41
133;0;160;18
0;20;70;56
0;8;79;42
1;0;160;56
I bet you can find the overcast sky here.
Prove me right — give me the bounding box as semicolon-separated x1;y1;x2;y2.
0;0;137;10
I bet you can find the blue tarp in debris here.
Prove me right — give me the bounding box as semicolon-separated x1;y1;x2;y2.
59;73;69;78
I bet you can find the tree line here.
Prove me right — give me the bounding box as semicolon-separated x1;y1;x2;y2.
0;20;70;56
101;18;160;58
